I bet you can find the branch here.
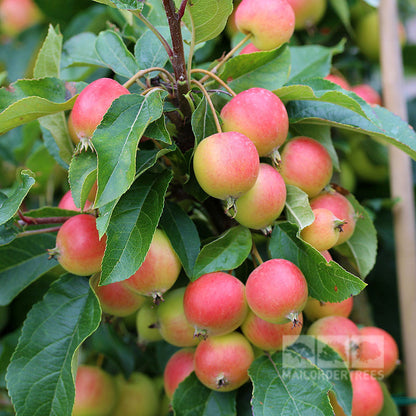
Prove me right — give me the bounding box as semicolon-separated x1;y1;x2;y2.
178;0;189;20
18;210;71;226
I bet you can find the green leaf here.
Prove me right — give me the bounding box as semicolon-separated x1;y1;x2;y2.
288;41;345;83
0;329;20;388
0;220;19;246
220;46;291;93
329;0;353;33
0;170;35;226
34;25;62;78
333;194;378;278
93;91;166;208
134;27;170;71
6;275;101;416
0;234;58;306
99;0;145;10
95;30;140;79
290;337;352;416
249;350;333;415
172;372;237;416
0;78;84;134
191;96;219;146
269;222;366;302
284;185;314;230
62;32;102;68
378;382;399;416
192;226;252;280
143;116;172;144
100;170;173;285
159;201;200;278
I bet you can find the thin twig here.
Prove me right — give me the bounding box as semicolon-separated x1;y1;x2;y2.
123;67;175;89
17;226;61;238
177;0;188;20
18;210;71;225
191;68;237;97
251;240;264;267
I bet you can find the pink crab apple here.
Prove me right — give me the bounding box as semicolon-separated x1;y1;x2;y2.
58;190;93;212
303;296;353;321
136;300;163;344
307;316;360;365
0;0;41;37
353;326;399;378
351;84;382;106
157;287;199;347
193;131;259;200
300;208;345;251
73;365;117;416
234;163;286;230
239;43;261;54
183;271;248;338
194;332;254;391
234;0;295;51
241;310;303;351
123;229;181;303
245;259;308;325
90;273;145;317
70;78;130;147
279;136;333;198
324;74;350;90
220;88;289;158
163;348;195;399
309;190;356;245
50;214;107;276
287;0;327;30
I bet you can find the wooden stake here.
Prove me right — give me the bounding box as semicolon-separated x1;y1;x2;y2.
380;1;416;414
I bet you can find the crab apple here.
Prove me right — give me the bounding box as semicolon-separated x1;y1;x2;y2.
320;250;332;262
324;74;350;90
239;42;261;54
309;190;356;245
307;316;360;365
235;0;295;51
287;0;327;30
163;348;195;399
279;136;333;198
58;190;93;212
51;214;106;276
157;287;199;347
70;78;130;144
351;84;382;106
220;88;289;157
136;301;163;344
113;373;159;416
0;0;41;37
234;163;286;230
90;273;145;317
353;326;399;378
183;271;248;338
245;259;308;325
241;309;303;351
194;332;254;391
300;208;345;251
123;229;181;303
73;365;117;416
303;296;353;322
193;131;259;200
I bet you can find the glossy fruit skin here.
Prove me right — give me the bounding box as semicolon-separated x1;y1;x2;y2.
193;132;259;200
70;78;130;141
221;88;289;156
73;365;117;416
349;371;384;416
279;136;333;198
351;84;382;106
309;191;356;245
325;74;350;90
307;316;360;365
239;43;261;54
123;229;181;300
163;348;195;399
235;0;295;51
234;163;286;230
55;214;107;276
90;273;145;317
58;190;93;212
194;332;254;391
136;300;163;344
157;287;199;347
287;0;327;30
183;272;248;337
245;259;308;324
241;310;303;351
353;326;399;378
303;296;353;321
0;0;41;36
300;208;343;251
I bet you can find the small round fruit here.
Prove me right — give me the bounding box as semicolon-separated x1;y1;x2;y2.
183;271;248;338
58;190;93;212
193;131;259;200
0;0;41;36
349;371;384;416
245;259;308;325
220;88;289;156
279;136;333;198
239;43;261;54
234;163;286;230
194;332;254;391
52;214;107;276
324;74;350;90
303;296;353;321
163;348;195;399
287;0;327;30
136;300;163;344
241;310;303;351
351;84;382;106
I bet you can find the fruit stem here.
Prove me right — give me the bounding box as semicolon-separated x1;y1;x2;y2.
123;67;176;90
191;68;237;97
190;79;222;134
18;226;62;238
18;210;71;226
251;240;264;266
199;33;252;83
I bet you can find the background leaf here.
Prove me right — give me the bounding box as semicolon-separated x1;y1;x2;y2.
135;27;170;71
192;96;219;146
378;381;400;416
